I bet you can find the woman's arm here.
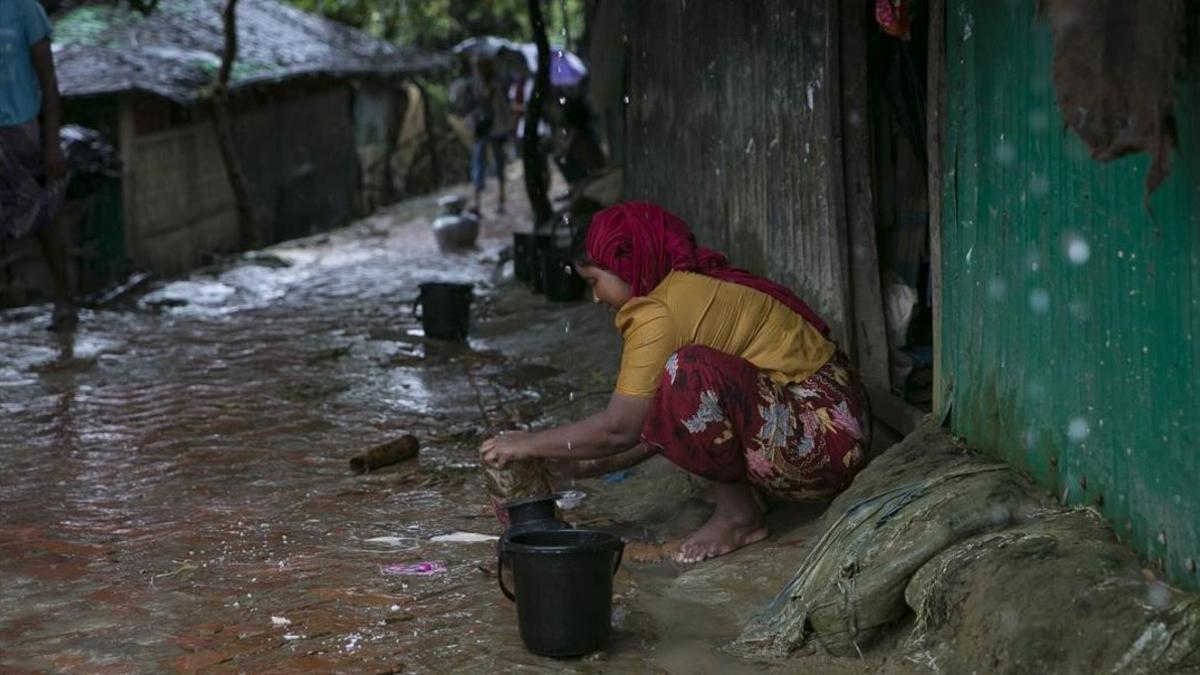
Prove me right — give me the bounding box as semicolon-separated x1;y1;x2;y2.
545;442;658;479
480;392;650;467
525;392;648;459
30;38;65;179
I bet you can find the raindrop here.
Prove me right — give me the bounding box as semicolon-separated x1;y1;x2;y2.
1028;109;1050;132
998;608;1021;632
1064;233;1090;264
1021;428;1038;447
1146;581;1172;609
1025;249;1040;272
1029;173;1050;196
987;277;1007;300
1029;288;1050;313
1067;417;1090;443
993;139;1016;164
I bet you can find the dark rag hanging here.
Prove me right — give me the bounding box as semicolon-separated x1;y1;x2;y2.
1038;0;1184;199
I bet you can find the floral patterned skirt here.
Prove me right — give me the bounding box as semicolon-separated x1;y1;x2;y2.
1;120;67;240
641;346;868;501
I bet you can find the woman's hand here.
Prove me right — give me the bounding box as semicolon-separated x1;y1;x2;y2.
479;431;533;469
43;144;66;180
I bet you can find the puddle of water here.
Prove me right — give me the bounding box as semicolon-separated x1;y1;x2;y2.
0;191;848;673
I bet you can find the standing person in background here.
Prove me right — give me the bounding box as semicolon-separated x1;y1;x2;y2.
507;72;527;161
468;58;512;215
0;0;73;330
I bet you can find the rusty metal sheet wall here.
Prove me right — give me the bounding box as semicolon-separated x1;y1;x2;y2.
127;120;239;274
617;0;853;343
233;85;360;244
942;0;1200;588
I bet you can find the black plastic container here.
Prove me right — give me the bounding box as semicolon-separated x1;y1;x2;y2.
499;529;625;657
501;493;568;536
529;236;556;294
512;232;552;285
540;253;587;302
413;282;472;340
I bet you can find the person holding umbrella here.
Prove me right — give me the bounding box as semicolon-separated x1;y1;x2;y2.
467;58;513;215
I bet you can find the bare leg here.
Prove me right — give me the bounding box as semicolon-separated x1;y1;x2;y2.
674;478;768;564
36;214;75;330
495;139;506;213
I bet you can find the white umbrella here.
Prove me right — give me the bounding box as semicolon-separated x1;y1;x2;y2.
450;36;527;74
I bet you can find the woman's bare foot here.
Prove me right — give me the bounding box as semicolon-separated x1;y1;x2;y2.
675;479;768;564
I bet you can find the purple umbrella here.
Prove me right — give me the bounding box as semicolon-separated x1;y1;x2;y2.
519;44;588;87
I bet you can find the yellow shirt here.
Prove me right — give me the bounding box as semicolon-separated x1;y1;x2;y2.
614;271;836;398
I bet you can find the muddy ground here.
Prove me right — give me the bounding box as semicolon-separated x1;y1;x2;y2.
0;178;914;674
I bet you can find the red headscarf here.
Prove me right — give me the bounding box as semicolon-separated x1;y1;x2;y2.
585;202;830;336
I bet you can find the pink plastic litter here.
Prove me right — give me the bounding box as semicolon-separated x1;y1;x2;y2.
381;561;447;576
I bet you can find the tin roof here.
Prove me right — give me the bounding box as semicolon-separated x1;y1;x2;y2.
53;0;449;103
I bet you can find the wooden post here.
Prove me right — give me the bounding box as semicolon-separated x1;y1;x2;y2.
523;0;554;229
840;0;890;395
413;78;442;188
212;0;260;249
118;95;138;265
928;0;947;419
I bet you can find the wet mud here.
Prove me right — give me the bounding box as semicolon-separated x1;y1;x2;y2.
0;186;898;673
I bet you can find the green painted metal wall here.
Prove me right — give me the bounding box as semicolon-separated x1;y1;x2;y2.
941;0;1199;589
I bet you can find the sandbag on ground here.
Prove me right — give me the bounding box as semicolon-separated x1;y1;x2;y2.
731;423;1053;658
904;508;1200;674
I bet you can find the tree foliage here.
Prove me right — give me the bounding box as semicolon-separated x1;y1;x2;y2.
283;0;585;51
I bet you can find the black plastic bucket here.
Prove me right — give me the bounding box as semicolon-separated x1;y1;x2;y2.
499;529;624;657
512;232;552;285
501;493;567;536
413;282;472;340
541;253;586;302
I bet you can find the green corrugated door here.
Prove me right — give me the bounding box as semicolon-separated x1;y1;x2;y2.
941;0;1199;589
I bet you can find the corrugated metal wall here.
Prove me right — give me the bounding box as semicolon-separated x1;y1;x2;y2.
942;0;1199;588
125;116;240;274
233;84;359;245
603;0;855;344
